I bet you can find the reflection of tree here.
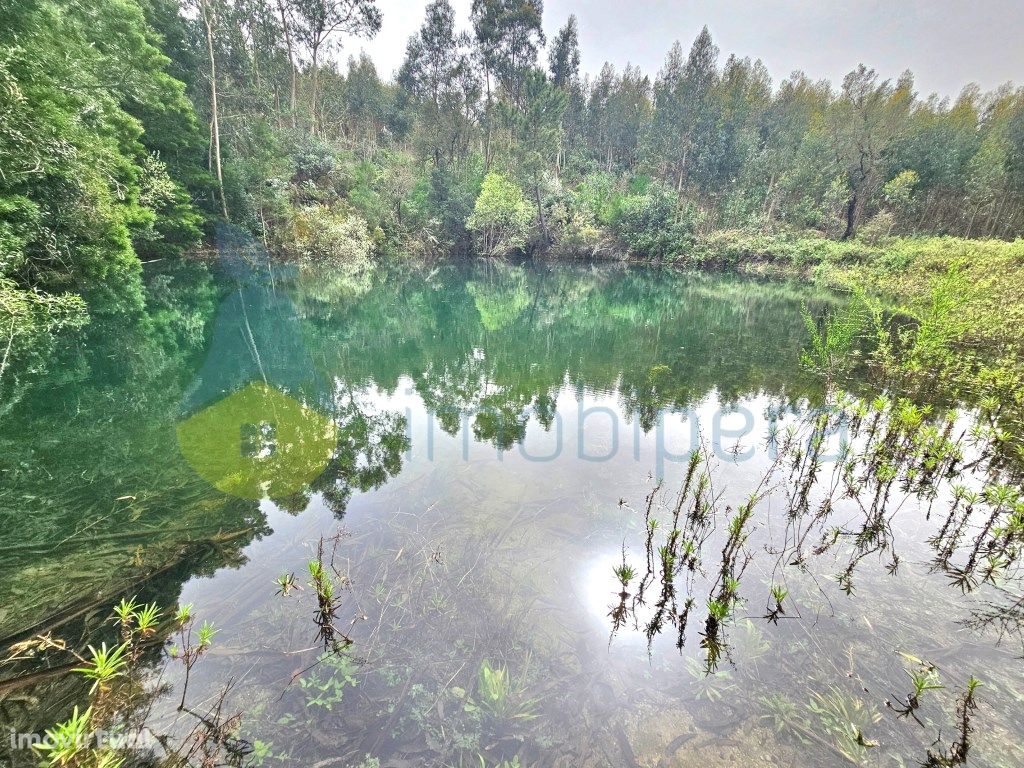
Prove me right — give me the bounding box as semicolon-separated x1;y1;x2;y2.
308;396;409;519
293;261;836;449
466;262;531;331
0;262;266;645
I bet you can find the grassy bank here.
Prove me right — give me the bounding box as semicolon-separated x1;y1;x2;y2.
678;230;1024;459
686;231;1024;351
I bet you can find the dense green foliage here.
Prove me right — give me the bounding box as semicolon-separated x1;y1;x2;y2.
0;0;208;392
34;0;1018;269
3;0;1024;398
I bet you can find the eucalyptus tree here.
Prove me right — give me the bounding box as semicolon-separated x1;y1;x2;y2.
471;0;544;166
586;63;618;171
889;89;980;233
548;14;580;89
756;72;830;222
826;66;913;239
713;55;771;217
607;64;653;172
547;15;580;171
398;0;478;165
189;0;226;218
289;0;381;134
512;68;567;240
650;28;721;196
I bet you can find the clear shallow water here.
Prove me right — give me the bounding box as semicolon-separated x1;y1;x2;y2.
2;252;1023;767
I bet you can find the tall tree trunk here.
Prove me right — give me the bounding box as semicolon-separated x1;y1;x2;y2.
483;68;492;172
534;182;548;246
310;47;320;135
200;0;228;220
841;193;858;240
275;0;298;129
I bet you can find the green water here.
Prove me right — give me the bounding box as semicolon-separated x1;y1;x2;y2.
1;253;1022;767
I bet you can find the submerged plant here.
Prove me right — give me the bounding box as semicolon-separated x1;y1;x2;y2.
466;661;538;723
686;658;737;702
807;685;881;763
923;676;982;767
760;693;810;742
299;652;359;711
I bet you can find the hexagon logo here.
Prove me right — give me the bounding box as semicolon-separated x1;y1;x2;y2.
177;381;337;500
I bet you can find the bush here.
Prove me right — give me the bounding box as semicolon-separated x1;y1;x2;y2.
609;182;694;260
857;211;896;246
284;205;373;268
467;173;533;257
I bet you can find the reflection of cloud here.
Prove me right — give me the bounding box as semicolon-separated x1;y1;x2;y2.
579;549;649;646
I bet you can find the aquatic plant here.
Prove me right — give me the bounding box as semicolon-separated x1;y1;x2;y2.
275;572;299;596
133;602;161;638
759;693;810;743
800;299;865;382
171;614;218;711
613;562;637;587
807;685;881;763
686;658;737;702
922;676;982;767
306;536;353;651
72;642;130;693
888;659;944;725
465;661;538;723
112;597;139;630
765;583;789;624
33;705;94;766
299;652;359;711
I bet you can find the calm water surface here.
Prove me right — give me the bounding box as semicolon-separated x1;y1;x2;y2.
1;252;1022;767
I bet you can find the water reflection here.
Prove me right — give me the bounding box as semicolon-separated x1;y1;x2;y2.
3;255;1024;767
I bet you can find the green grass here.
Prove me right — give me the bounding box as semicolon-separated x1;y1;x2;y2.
683;231;1024;351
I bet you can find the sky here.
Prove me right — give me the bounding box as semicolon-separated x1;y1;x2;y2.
348;0;1024;100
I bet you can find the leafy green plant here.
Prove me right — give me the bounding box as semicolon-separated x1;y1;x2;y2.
112;597;139;628
467;173;532;256
299;653;359;711
134;603;161;638
800;299;865;381
73;643;129;693
465;661;539;723
33;705;93;766
613;563;637;587
686;658;737;702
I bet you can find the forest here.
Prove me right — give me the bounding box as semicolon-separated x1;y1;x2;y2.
2;0;1024;381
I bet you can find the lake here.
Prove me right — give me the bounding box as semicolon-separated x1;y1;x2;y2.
1;240;1021;767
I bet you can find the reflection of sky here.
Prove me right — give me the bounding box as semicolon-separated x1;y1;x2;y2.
176;378;852;648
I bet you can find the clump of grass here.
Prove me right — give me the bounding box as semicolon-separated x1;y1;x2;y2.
465;660;539;723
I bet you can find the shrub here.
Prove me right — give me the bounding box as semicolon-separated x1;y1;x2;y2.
467;173;533;257
284;205;373;268
609;182;694;260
